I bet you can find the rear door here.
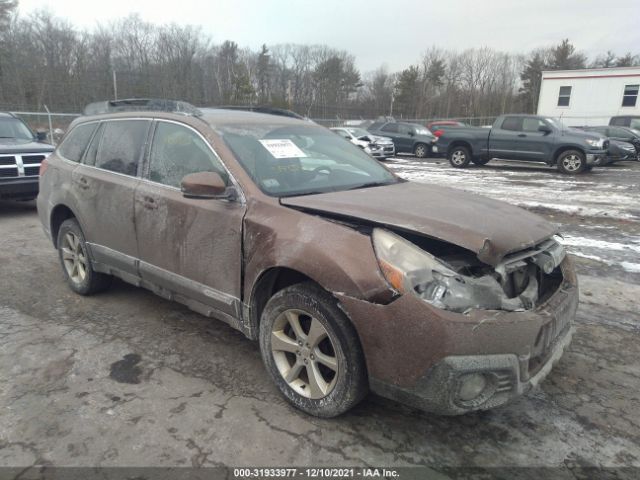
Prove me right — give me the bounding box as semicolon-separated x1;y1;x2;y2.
73;119;151;278
134;120;246;319
488;116;528;160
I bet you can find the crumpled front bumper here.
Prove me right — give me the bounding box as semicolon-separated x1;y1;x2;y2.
336;258;579;415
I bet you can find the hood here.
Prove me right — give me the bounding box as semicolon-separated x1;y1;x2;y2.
564;128;604;141
370;135;393;144
281;181;557;266
0;139;54;154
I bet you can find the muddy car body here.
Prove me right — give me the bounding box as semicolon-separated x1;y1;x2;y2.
38;104;578;417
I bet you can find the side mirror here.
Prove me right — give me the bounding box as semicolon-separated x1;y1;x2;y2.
538;125;552;134
408;130;415;137
36;131;47;142
181;171;235;200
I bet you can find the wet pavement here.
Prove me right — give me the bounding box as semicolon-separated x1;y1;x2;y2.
0;158;639;470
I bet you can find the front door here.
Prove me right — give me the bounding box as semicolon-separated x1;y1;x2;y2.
134;120;246;319
73;119;151;278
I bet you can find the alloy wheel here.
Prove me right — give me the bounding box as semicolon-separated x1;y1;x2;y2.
270;309;339;399
562;154;583;172
451;150;466;165
61;232;88;284
415;145;427;157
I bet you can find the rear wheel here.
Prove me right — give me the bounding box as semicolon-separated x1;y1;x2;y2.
414;143;429;158
259;282;368;417
57;218;112;295
449;146;472;168
557;150;587;174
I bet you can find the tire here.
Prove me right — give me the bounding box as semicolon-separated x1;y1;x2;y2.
414;143;429;159
448;145;472;168
472;157;491;166
556;150;587;174
57;218;112;295
259;282;368;417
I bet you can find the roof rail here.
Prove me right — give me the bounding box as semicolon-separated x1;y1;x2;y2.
215;105;306;120
83;98;202;117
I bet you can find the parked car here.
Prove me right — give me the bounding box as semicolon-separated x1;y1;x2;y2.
578;125;640;155
609;115;640;130
368;121;437;158
427;120;468;138
436;114;608;174
330;127;395;159
574;126;639;164
38;100;577;417
0;112;54;201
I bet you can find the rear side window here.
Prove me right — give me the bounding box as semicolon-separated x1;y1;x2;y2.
501;117;523;131
95;120;150;176
57;123;97;162
148;122;228;188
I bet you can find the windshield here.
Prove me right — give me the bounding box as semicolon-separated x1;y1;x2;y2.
630;128;640;136
345;128;370;138
0;117;34;140
217;123;398;197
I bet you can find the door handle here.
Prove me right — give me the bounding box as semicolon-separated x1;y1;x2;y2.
142;196;157;210
518;134;527;137
75;176;89;190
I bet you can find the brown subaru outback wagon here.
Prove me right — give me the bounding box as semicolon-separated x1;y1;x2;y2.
38;101;578;417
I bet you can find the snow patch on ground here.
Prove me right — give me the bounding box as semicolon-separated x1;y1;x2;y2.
621;262;640;273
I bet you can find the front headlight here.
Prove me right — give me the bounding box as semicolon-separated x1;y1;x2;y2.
372;229;538;313
585;138;604;148
373;228;458;297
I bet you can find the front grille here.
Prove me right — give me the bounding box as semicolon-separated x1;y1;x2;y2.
0;167;19;177
0;153;45;179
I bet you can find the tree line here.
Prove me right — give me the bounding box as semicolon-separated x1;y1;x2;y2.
1;2;639;121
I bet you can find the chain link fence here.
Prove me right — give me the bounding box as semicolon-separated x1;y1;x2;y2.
11;111;81;146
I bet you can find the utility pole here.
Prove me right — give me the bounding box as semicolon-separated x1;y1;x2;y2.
112;71;118;100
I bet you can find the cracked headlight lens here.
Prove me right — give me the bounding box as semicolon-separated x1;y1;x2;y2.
372;228;458;296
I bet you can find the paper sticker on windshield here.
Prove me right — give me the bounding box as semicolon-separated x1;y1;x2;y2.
259;139;307;158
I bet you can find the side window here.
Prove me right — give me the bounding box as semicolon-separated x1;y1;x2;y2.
398;124;413;135
610;117;625;126
381;123;398;133
557;86;572;107
622;85;639;107
501;117;523;131
95;120;150;176
149;122;228;188
522;118;545;132
57;123;97;162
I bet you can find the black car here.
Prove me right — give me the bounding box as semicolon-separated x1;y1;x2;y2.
580;125;640;155
368;121;437;158
606;139;638;163
0;113;54;201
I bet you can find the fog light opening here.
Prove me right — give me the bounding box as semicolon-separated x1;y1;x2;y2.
458;373;488;402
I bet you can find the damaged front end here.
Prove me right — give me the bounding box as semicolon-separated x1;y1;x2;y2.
373;229;566;313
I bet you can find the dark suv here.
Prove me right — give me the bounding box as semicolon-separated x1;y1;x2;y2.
368;121;437;158
0;112;54;200
38;101;577;417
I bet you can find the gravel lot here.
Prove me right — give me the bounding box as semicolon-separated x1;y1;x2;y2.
0;157;639;471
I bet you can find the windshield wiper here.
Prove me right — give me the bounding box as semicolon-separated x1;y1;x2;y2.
346;181;391;190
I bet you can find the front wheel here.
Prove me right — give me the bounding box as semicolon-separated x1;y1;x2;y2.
259;282;368;417
557;150;587;174
449;146;472;168
414;143;429;158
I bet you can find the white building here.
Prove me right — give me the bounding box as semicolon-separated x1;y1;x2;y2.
537;66;640;126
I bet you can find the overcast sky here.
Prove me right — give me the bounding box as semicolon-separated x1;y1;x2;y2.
18;0;640;73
